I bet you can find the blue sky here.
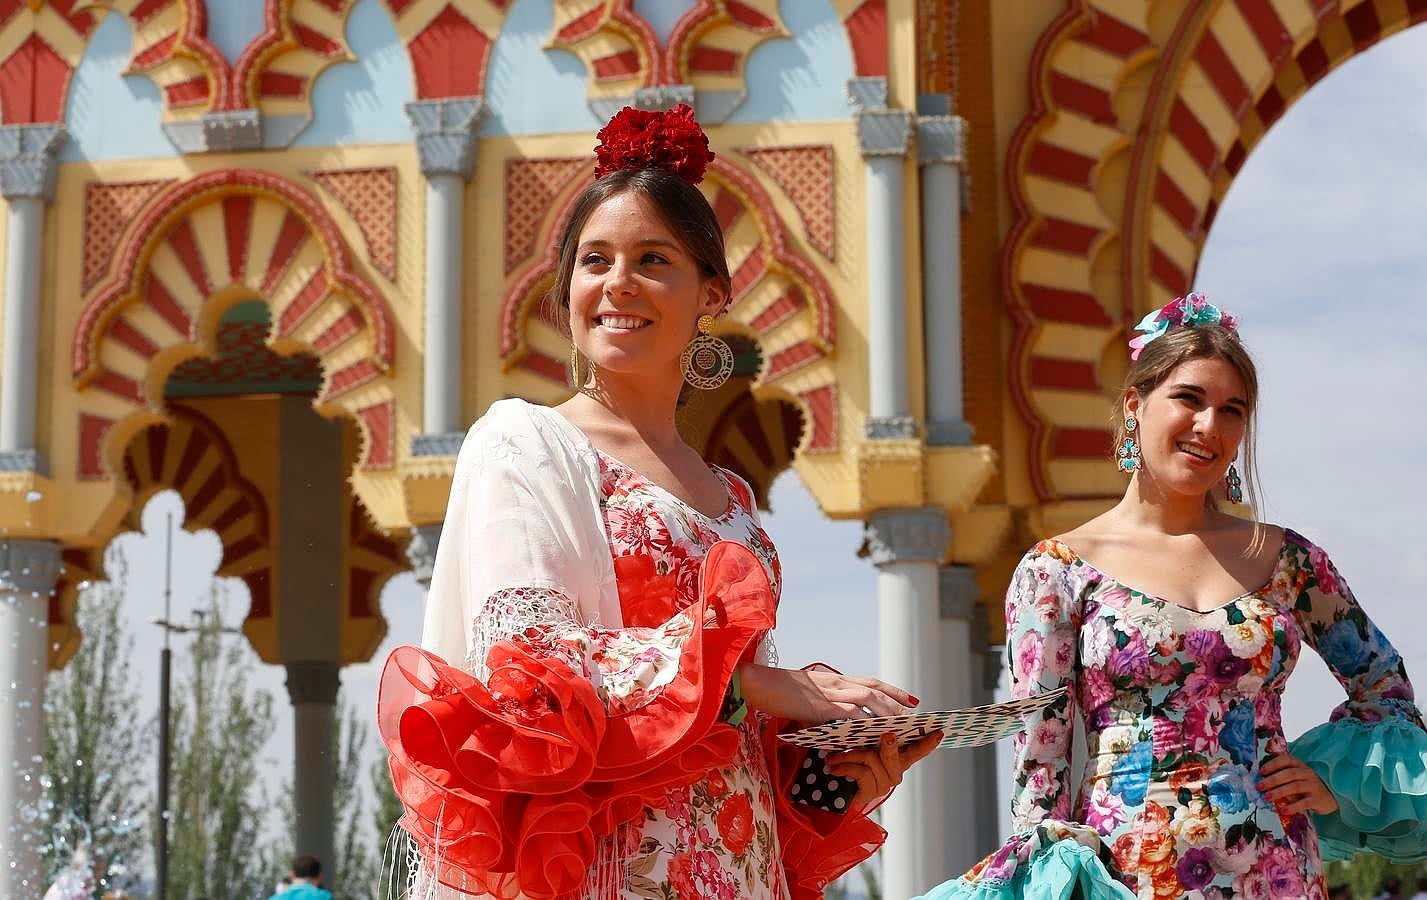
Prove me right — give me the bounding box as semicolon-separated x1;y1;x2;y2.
96;19;1427;885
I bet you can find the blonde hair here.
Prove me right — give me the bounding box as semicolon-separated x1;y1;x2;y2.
1112;324;1265;551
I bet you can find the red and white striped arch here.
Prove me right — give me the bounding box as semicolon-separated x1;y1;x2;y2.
1005;0;1426;502
71;168;398;481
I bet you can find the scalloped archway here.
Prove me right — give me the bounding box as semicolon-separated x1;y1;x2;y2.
70;168;398;494
1004;0;1426;504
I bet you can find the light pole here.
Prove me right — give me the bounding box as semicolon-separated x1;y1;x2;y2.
148;512;239;899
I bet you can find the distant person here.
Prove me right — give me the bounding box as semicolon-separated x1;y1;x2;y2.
1410;875;1427;900
1379;875;1407;900
266;855;330;900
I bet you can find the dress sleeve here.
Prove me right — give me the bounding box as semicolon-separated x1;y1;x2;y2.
913;545;1135;900
1284;533;1427;862
1005;548;1081;829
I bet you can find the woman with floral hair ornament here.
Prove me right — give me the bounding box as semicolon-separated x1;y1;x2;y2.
376;104;939;900
917;294;1427;900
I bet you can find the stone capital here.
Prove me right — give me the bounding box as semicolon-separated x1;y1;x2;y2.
412;432;466;457
405;524;443;589
918;114;967;167
938;565;977;620
846;76;889;110
856;108;913;158
634;84;695;111
406;97;486;179
0;539;62;596
0;449;46;475
0;124;66;202
285;660;341;706
864;416;919;441
865;507;948;567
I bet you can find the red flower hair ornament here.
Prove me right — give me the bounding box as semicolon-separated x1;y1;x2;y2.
593;103;715;184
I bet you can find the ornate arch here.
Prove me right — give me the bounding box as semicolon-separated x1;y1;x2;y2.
497;154;840;454
549;0;786;120
71;168;397;484
1004;0;1424;503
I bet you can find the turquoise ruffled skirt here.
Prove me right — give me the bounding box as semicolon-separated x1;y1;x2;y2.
914;823;1135;900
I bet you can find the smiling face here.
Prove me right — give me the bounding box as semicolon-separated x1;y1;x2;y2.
1126;356;1250;500
567;190;727;385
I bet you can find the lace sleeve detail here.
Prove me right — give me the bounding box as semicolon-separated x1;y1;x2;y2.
466;586;593;682
468;585;703;715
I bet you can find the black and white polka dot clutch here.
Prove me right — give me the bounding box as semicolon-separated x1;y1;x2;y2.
788;748;860;814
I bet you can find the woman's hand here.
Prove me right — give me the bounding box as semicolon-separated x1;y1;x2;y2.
1258;753;1338;816
739;663;918;723
826;732;942;803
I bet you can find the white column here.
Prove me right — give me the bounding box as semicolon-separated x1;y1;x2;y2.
285;661;340;883
0;123;64;463
939;565;980;874
918;103;973;446
866;507;949;899
853;79;916;441
0;539;62;897
970;604;1004;854
406;98;486;454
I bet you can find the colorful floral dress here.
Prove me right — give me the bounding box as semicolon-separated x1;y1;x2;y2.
378;402;883;900
918;530;1427;900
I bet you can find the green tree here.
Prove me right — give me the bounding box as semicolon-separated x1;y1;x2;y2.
41;569;149;898
164;586;278;899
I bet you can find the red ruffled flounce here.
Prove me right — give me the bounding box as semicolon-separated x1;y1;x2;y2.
377;541;777;899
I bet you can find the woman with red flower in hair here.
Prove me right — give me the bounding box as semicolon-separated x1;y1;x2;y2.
377;105;939;900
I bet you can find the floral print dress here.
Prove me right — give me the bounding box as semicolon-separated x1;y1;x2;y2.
591;449;787;899
919;530;1427;900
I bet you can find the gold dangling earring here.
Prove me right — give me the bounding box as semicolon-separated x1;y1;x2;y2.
569;343;586;390
680;314;735;390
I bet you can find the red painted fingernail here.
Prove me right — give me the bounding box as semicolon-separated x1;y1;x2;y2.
909;695;921;705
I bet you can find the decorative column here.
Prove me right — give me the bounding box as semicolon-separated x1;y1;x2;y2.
851;78;916;440
971;603;1004;853
0;124;65;463
939;565;981;873
866;507;949;899
407;98;485;456
275;396;344;881
285;660;341;883
0;539;63;897
918;97;973;446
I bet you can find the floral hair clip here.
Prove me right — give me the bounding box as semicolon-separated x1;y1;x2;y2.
1128;292;1239;360
593;103;715;184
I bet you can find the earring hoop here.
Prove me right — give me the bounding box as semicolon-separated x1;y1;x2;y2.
680;314;734;390
1117;415;1141;473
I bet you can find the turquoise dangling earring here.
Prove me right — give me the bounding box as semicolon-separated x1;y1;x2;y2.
1225;462;1244;504
1118;416;1141;473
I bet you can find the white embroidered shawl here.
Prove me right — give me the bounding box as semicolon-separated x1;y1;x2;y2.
420;398;623;667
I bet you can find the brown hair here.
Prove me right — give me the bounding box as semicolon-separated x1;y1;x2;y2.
1113;324;1265;545
547;166;732;337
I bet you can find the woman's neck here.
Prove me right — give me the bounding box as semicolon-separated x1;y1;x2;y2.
571;364;685;449
1116;471;1212;536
